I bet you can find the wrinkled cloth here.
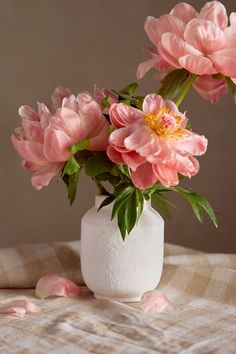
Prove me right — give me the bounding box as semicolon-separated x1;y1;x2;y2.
0;242;235;353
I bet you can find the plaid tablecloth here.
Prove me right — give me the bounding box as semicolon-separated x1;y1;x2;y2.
0;242;235;354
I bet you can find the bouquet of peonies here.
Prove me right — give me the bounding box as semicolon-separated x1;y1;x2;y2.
12;1;236;239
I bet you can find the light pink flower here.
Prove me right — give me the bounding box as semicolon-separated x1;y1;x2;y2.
11;102;64;190
35;274;81;299
93;85;118;114
12;88;110;189
138;1;236;102
107;94;207;189
0;300;41;317
140;290;170;313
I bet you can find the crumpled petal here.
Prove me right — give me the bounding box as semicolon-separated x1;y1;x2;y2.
35;274;81;299
0;300;41;317
140;290;170;313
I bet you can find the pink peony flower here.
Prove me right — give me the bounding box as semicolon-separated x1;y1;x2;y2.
138;1;236;102
12;87;110;189
107;94;207;189
11;102;64;190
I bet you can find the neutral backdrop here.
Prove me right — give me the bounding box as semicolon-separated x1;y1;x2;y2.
0;0;235;252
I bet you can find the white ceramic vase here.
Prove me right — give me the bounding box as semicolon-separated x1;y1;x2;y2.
81;195;164;302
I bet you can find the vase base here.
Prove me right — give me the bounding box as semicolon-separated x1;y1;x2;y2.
94;293;142;303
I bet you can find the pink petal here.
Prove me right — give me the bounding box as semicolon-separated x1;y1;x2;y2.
161;32;202;63
175;130;208;156
31;163;63;190
209;49;236;78
184;19;225;54
109;103;143;128
43;128;73;162
140;290;170;313
0;300;41;317
179;54;216;75
11;136;48;166
193;75;227;103
22;119;44;143
124;125;151;150
142;94;164;114
157;14;186;39
19;105;40;121
51;85;72;110
153;165;179;187
122;151;146;171
168;154;200;177
137;56;161;80
131;162;158;189
53;108;85;142
158;41;181;68
76;93;103;135
107;145;125;164
170;2;198;24
144;16;161;46
35;274;81;299
164;99;179;114
229;12;236;34
88;119;110;151
231;77;236;84
199;0;228;30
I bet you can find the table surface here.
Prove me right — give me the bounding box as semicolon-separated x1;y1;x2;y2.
0;242;235;354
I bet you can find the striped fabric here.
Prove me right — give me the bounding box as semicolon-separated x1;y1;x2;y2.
0;241;235;353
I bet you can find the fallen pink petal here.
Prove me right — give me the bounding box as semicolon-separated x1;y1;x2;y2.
140;290;170;313
35;274;82;299
0;300;41;317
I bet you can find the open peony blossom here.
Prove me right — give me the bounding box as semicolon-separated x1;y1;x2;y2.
35;274;81;299
138;1;236;102
12;87;110;189
107;94;207;189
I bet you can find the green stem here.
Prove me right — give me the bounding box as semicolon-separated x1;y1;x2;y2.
175;74;197;107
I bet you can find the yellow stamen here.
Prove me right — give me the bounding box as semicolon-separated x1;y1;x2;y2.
144;108;184;138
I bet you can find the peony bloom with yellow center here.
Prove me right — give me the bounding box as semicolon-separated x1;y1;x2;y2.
107;94;208;189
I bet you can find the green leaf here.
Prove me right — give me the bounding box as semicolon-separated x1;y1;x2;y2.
173;187;217;227
85;153;114;177
120;99;131;105
67;171;79;205
135;189;144;222
226;77;236;104
125;192;137;234
119;82;138;96
69;140;90;154
152;193;176;219
111;186;134;219
62;156;81;177
158;69;189;100
102;95;110;108
134;96;144;110
97;195;115;211
117;204;127;241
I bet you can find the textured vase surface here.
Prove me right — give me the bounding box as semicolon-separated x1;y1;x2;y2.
81;195;164;302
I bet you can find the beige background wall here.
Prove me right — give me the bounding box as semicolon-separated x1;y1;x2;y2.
0;0;235;252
